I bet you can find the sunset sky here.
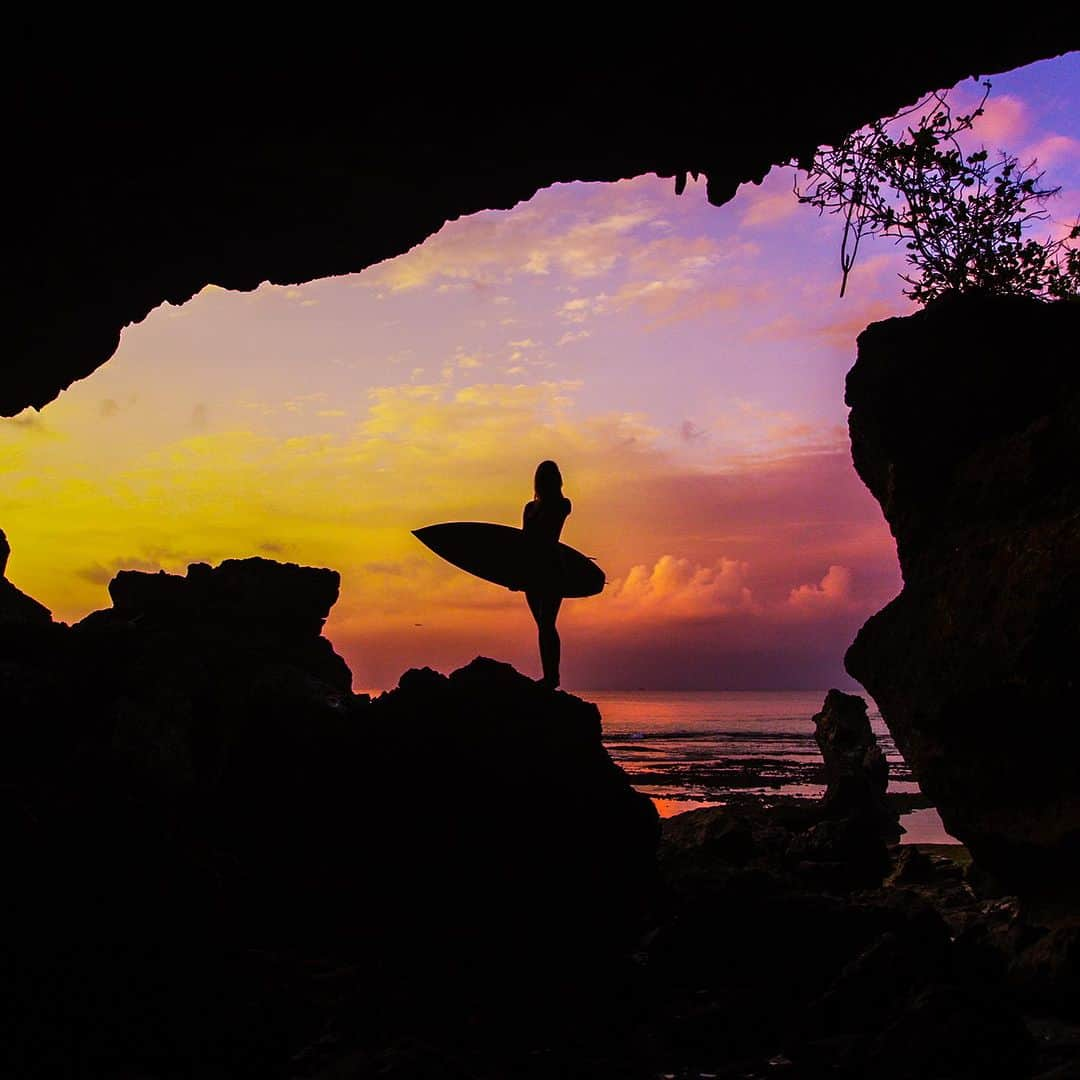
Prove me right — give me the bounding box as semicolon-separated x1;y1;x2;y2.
3;55;1077;692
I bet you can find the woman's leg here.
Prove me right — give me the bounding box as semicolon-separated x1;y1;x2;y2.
527;591;562;687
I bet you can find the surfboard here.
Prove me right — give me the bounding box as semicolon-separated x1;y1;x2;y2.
412;522;605;598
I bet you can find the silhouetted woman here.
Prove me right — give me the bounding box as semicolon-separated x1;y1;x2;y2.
522;460;571;689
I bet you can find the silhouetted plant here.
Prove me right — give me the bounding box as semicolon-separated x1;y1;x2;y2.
793;81;1080;303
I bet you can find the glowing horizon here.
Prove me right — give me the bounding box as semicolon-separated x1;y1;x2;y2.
2;57;1077;692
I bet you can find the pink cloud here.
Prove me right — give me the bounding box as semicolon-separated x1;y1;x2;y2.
787;565;854;613
813;300;908;349
598;554;757;620
741;190;800;228
974;94;1029;147
1022;134;1080;170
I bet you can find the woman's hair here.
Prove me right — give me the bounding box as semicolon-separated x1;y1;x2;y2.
534;460;563;501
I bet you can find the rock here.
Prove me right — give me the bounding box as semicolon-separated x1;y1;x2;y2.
0;529;51;625
1;560;660;950
776;691;898;888
363;656;660;958
813;689;894;832
787;815;892;890
0;577;52;626
109;557;340;634
0;550;663;1069
75;557;352;694
660;695;899;893
809;905;952;1035
860;982;1033;1079
888;846;937;886
6;33;1064;417
844;294;1080;901
1010;926;1080;1013
795;902;1033;1078
661;805;758;868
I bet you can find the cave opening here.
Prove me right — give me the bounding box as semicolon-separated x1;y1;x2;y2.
5;57;1077;693
1;55;1077;843
5;38;1080;1078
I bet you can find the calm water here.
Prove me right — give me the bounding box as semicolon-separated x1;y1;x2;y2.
577;689;956;845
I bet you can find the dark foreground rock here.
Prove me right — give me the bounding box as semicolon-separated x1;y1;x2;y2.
814;688;896;837
844;295;1080;902
2;552;1076;1076
655;803;1045;1079
0;555;658;1073
0;529;52;625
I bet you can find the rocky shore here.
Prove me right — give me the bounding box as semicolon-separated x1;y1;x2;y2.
2;543;1078;1077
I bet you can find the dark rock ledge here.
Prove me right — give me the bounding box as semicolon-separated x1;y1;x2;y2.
1;547;1078;1076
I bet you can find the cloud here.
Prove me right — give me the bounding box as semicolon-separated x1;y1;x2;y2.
556;330;591;346
601;555;757;619
1022;134;1080;170
76;556;171;585
558;277;752;329
3;366;901;689
974;93;1029;147
361;193;663;293
2;410;56;438
359;179;758;311
741;189;799;228
753;297;907;349
281;287;319;307
679;420;707;443
812;300;907;349
787;565;854;614
558;295;607;323
579;234;761;328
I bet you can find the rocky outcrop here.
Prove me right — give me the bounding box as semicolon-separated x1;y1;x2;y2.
661;689;898;893
7;26;1074;416
844;295;1080;899
0;555;660;1069
814;688;897;839
0;529;51;625
0;576;52;625
0;553;658;952
76;556;352;692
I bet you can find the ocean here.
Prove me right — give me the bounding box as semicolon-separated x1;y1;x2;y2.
579;688;956;846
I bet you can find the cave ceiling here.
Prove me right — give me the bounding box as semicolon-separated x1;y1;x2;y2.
5;24;1077;416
